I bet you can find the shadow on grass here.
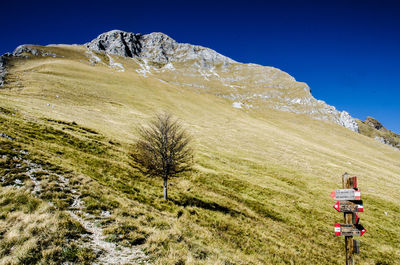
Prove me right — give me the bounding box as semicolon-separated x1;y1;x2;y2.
171;196;243;217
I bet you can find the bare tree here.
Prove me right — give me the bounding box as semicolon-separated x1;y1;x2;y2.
130;112;193;200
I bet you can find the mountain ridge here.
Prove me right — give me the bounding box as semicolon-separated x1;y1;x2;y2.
86;30;236;67
357;116;400;149
1;30;359;132
86;30;359;132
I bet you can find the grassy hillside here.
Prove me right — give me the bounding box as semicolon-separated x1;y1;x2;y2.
1;45;399;264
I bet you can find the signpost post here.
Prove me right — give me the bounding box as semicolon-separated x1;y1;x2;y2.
332;173;366;265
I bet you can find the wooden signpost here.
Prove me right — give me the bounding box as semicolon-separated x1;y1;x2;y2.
333;200;363;213
334;224;366;236
330;189;361;201
331;173;366;265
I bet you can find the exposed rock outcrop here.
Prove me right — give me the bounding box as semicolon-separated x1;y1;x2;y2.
86;30;235;68
13;45;58;57
374;136;389;145
85;30;142;58
339;111;359;132
365;116;385;131
359;116;400;149
0;53;11;87
0;132;14;141
1;45;60;87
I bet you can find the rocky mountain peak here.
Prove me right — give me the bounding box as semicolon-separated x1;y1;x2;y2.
85;30;142;58
1;30;360;133
85;30;235;67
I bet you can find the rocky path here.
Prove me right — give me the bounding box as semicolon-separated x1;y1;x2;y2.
4;151;150;265
60;175;149;265
68;211;148;265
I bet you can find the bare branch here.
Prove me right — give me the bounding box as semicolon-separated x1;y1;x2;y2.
130;112;194;200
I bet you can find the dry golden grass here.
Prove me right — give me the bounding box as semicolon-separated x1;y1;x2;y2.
0;187;90;265
0;45;399;264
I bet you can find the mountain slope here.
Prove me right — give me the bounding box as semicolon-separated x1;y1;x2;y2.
357;116;400;149
84;30;359;132
2;30;359;132
0;32;399;264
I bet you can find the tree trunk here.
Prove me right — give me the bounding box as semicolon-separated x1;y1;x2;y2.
163;176;168;200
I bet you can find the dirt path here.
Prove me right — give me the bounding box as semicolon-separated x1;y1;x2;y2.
64;179;149;265
21;156;150;265
68;211;149;265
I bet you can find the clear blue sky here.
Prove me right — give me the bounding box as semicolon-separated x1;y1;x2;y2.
1;0;399;132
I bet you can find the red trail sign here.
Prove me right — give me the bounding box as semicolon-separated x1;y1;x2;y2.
333;200;363;212
334;223;366;237
330;188;361;201
332;174;366;265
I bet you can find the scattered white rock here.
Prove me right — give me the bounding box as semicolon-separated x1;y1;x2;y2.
107;54;125;72
5;153;150;264
23;160;44;194
163;62;175;71
374;136;396;148
14;179;22;185
136;59;151;77
198;69;210;80
209;66;220;77
0;133;14;141
101;210;111;217
375;136;387;144
69;211;149;265
86;49;103;65
233;102;243;109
